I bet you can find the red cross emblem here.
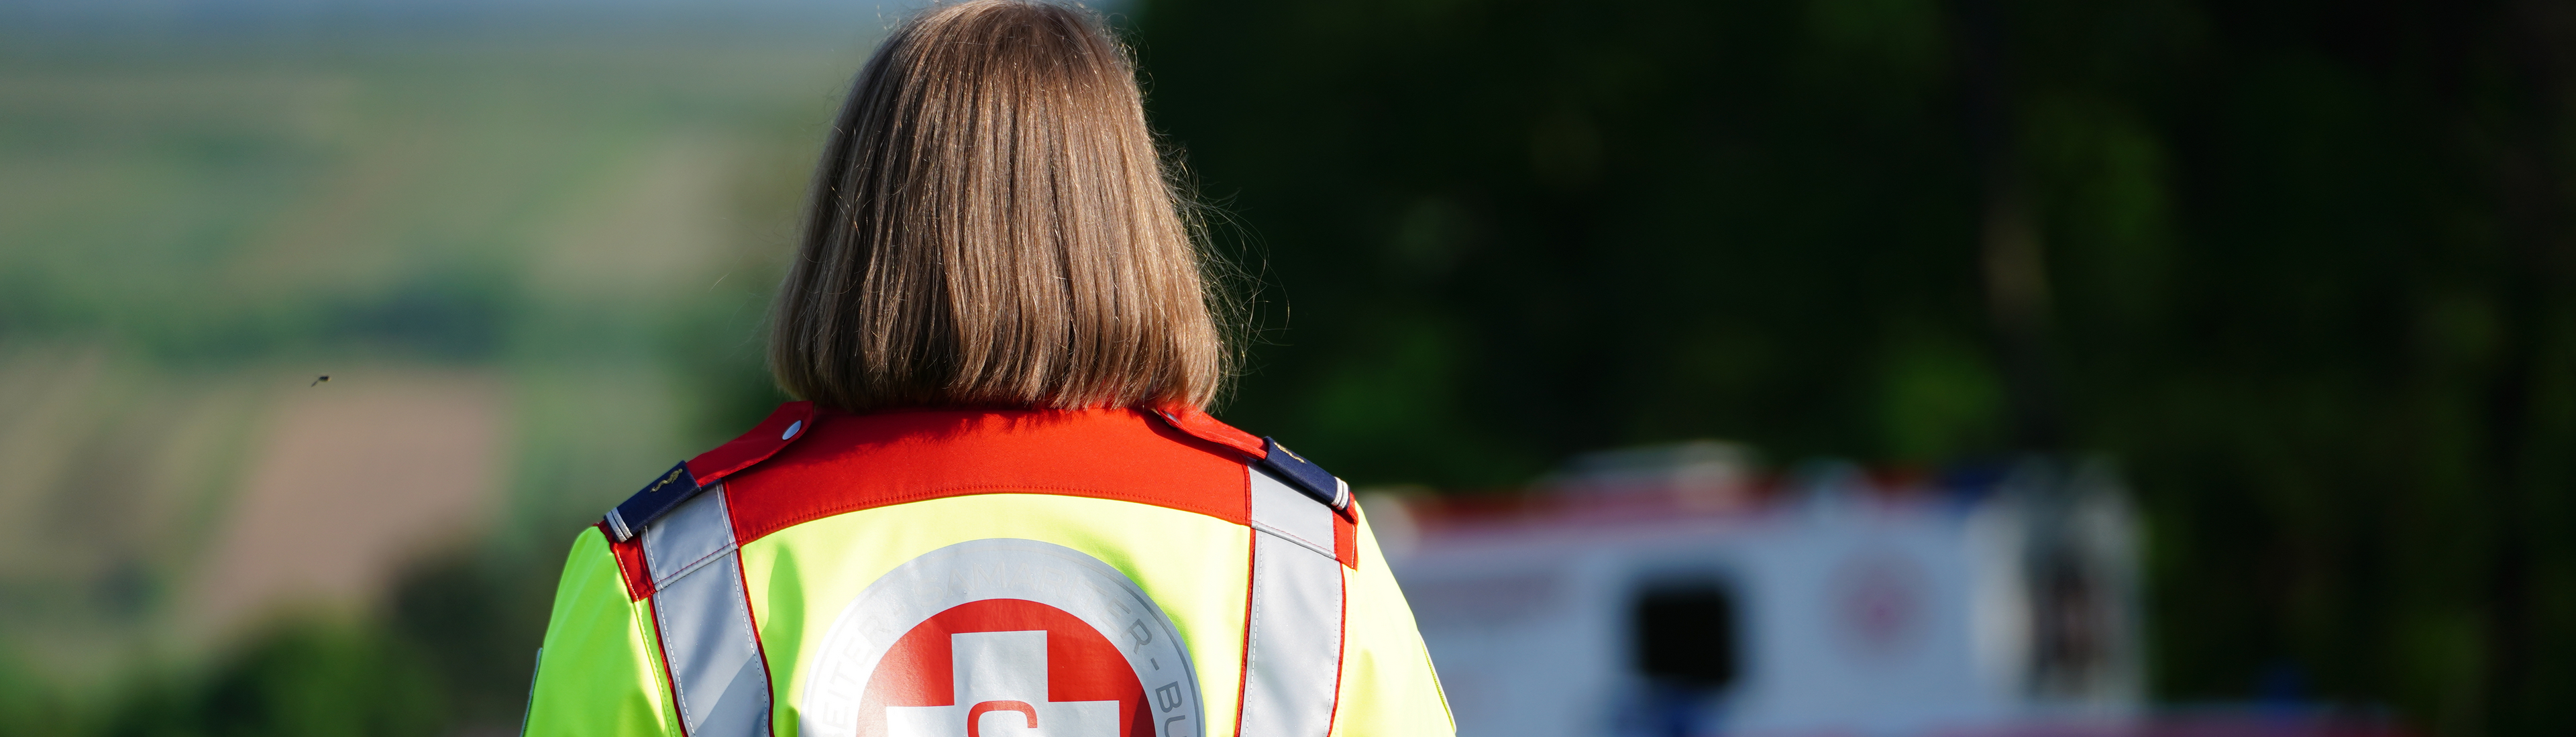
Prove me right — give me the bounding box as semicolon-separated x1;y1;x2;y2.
857;599;1151;737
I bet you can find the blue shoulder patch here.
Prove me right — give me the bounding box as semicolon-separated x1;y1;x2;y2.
1255;437;1351;513
603;461;699;542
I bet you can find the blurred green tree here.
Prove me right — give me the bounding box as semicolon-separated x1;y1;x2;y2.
92;619;446;737
1131;0;2576;734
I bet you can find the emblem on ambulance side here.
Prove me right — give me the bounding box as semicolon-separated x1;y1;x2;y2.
800;539;1205;737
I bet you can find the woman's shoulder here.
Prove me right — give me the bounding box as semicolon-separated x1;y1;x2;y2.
633;404;1293;542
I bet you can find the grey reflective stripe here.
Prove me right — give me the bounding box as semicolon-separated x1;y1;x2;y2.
641;485;772;737
1250;469;1338;559
1240;466;1346;737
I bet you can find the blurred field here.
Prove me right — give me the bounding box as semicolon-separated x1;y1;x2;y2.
0;25;867;719
186;369;502;644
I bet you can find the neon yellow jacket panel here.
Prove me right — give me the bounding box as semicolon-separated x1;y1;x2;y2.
524;405;1450;737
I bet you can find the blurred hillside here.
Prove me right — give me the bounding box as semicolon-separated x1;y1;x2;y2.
0;14;873;733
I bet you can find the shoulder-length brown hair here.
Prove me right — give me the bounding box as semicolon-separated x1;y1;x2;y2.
769;0;1229;412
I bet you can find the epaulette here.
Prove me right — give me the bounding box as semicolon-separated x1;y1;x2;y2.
604;401;818;542
1154;407;1353;517
1256;437;1352;513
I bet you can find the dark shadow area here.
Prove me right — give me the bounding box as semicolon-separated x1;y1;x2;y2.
1633;582;1741;690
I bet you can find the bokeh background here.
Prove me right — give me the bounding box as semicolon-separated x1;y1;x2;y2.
2;0;2572;734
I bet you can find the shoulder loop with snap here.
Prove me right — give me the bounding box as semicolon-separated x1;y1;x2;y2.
605;402;817;542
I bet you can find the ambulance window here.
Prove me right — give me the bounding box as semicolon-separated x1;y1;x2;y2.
1631;582;1739;689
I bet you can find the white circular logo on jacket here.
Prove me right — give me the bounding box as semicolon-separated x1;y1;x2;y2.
800;538;1205;737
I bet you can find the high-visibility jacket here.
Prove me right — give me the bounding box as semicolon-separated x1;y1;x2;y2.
523;402;1452;737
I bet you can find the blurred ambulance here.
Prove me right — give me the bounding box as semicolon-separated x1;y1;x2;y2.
1372;443;2141;737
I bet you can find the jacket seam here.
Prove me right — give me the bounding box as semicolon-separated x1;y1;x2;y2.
1248;520;1336;561
735;484;1251;544
1234;524;1258;737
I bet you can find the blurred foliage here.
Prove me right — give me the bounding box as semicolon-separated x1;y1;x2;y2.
0;553;576;737
0;615;445;737
141;619;445;737
1133;0;2576;734
384;553;554;729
